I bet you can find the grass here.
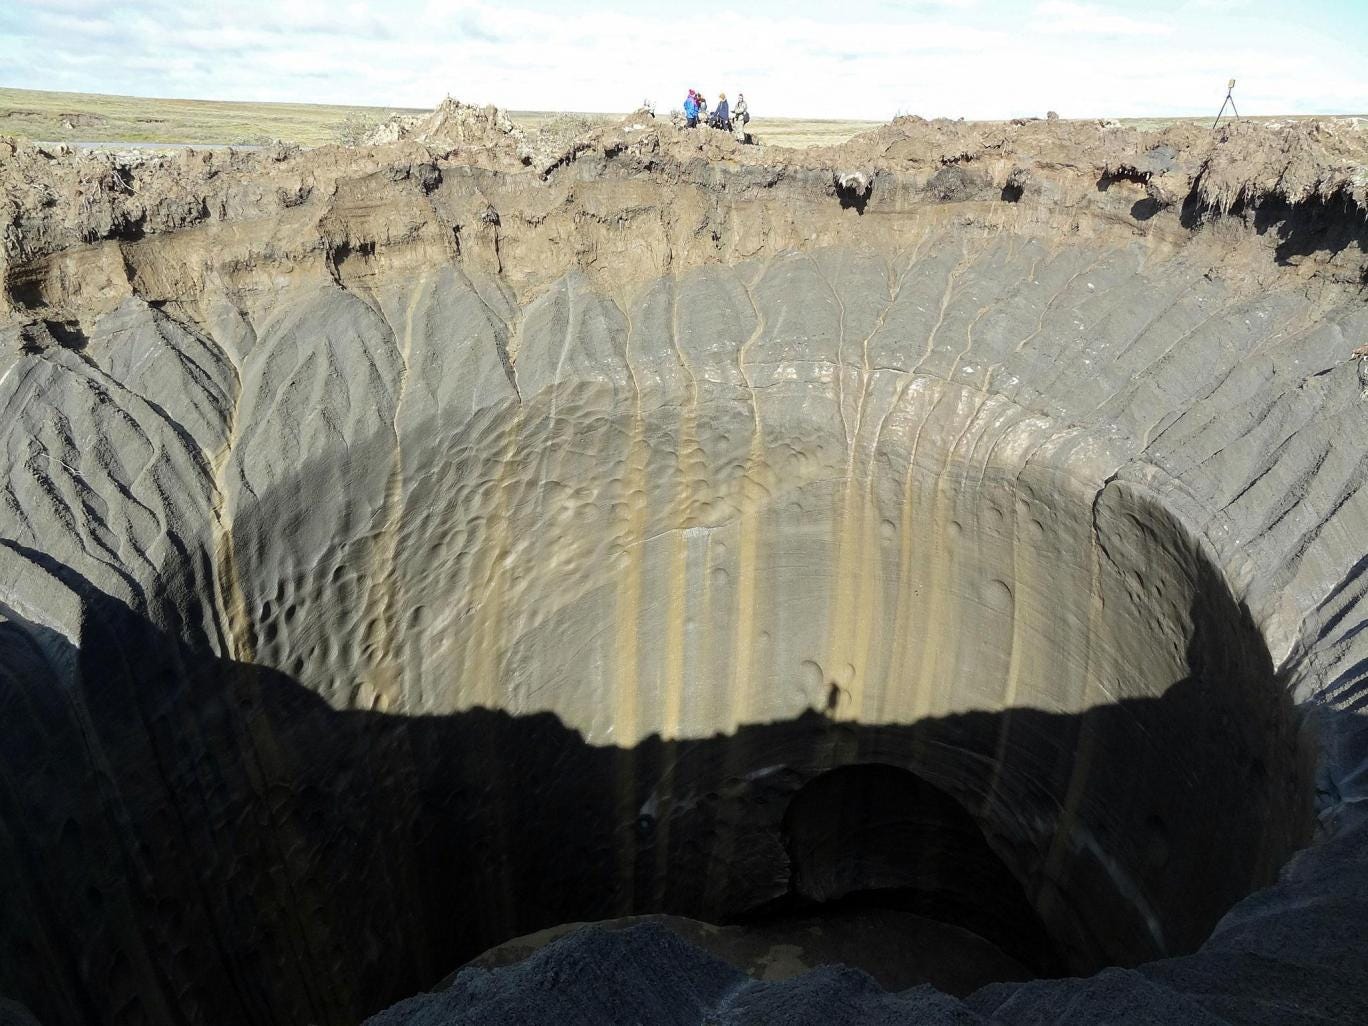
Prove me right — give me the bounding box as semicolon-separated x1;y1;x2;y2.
0;87;880;149
2;87;1357;151
745;117;881;148
0;87;426;146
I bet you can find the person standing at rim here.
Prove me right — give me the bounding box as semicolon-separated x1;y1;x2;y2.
733;92;749;128
713;92;731;131
683;89;699;127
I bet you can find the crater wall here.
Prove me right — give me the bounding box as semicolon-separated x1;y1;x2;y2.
1;114;1367;1025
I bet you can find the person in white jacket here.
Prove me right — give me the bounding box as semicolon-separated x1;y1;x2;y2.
733;93;750;127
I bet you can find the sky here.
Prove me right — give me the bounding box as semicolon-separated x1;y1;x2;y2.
2;0;1367;121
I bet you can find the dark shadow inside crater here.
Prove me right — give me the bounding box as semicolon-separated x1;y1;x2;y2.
1252;191;1368;265
0;550;1313;1026
1179;186;1368;263
834;177;872;215
736;762;1066;981
1131;197;1162;221
1096;169;1150;192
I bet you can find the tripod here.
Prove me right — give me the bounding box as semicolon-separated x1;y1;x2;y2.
1212;78;1239;129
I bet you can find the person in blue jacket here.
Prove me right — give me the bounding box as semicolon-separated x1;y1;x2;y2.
683;90;699;127
712;92;731;131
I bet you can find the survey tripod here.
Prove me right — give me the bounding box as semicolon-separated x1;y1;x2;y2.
1212;79;1239;129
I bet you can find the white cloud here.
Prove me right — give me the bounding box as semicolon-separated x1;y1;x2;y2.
1033;1;1172;35
884;0;982;8
0;0;1364;121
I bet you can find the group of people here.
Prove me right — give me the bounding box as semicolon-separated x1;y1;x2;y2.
682;89;749;132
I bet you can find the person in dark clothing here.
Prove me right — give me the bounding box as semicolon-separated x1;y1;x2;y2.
713;92;731;131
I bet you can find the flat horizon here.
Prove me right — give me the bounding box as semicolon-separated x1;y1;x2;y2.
4;85;1363;129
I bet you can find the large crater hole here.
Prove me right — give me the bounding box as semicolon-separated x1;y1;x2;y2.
1;384;1316;1026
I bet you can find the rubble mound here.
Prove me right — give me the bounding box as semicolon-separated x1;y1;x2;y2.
363;96;524;151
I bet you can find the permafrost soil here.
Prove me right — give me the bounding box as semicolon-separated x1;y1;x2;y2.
2;101;1368;1025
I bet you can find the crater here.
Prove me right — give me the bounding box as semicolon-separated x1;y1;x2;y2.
1;109;1364;1026
0;372;1314;1023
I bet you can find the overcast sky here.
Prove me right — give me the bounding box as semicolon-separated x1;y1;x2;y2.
2;0;1367;120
